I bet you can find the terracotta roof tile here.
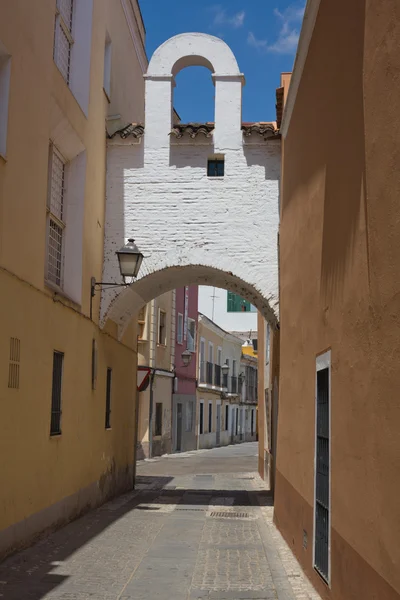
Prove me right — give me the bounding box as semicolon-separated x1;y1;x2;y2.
108;123;145;139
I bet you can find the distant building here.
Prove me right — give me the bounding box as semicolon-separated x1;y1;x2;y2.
172;286;198;453
137;292;175;458
196;313;257;449
198;287;258;332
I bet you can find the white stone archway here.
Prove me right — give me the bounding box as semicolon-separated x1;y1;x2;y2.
102;33;281;335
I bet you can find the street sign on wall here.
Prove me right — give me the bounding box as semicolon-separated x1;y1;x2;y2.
137;367;151;392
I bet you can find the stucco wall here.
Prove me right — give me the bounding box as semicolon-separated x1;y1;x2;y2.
0;0;145;557
276;1;400;599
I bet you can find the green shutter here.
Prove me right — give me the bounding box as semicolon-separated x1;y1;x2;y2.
227;291;252;312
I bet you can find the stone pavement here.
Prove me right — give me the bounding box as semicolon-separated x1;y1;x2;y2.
0;443;321;600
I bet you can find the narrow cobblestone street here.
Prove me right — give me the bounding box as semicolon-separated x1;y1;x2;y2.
0;444;321;600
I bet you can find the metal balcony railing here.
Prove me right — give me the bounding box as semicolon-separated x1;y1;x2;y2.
206;361;213;385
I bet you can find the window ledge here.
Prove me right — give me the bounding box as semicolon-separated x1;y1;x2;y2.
45;280;82;311
207;176;224;180
50;433;62;439
103;87;111;103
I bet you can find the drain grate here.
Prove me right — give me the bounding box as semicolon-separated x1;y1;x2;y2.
209;511;249;518
175;508;206;512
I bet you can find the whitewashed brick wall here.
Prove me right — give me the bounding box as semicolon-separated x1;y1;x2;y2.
101;33;281;336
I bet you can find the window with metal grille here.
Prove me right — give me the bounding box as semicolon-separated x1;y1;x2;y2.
207;158;224;177
105;368;112;429
8;337;20;389
155;402;162;436
314;354;330;583
177;313;183;344
50;351;64;435
47;143;66;287
53;0;74;84
208;402;212;433
158;309;167;346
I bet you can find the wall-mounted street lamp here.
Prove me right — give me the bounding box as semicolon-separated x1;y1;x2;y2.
221;362;230;377
181;349;192;367
90;238;143;320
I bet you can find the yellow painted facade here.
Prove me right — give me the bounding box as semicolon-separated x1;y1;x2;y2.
0;0;146;557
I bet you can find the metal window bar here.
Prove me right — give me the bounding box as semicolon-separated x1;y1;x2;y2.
47;144;66;287
206;361;213;385
214;364;221;386
54;0;74;83
105;368;112;429
8;337;21;389
314;367;330;582
50;351;64;435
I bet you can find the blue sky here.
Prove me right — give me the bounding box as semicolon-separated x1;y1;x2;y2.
140;1;305;123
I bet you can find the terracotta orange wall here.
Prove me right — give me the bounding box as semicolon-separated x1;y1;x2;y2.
276;1;400;599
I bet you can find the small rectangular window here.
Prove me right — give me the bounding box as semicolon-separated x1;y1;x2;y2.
158;309;167;346
207;158;224;177
103;34;112;100
225;404;229;431
208;402;213;433
155;402;162;436
105;368;112;429
50;351;64;435
177;313;183;344
199;402;204;434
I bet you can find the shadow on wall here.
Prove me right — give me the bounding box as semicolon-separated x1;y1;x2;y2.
281;0;367;308
170;142;214;169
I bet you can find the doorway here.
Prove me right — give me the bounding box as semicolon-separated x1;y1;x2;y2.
216;403;221;446
176;403;183;452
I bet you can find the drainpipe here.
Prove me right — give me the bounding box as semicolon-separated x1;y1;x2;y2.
148;299;157;459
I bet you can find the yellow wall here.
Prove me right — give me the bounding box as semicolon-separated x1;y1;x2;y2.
0;0;146;557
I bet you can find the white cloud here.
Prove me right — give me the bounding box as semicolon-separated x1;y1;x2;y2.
247;31;268;51
211;6;245;29
268;3;305;54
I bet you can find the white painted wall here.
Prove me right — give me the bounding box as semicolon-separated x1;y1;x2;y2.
102;33;280;334
198;286;258;332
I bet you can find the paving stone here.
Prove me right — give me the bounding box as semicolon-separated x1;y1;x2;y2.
0;443;321;600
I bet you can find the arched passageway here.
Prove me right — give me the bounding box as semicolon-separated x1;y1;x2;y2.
102;265;278;338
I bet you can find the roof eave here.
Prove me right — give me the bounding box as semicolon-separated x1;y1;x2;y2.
281;0;321;138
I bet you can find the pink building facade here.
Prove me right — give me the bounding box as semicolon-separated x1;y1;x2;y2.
172;285;198;452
